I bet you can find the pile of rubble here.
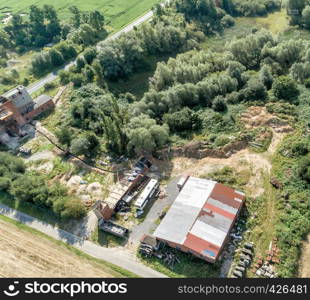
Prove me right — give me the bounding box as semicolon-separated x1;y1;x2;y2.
254;262;278;278
252;238;280;278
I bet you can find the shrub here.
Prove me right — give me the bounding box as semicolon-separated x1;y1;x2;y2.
221;15;235;28
272;76;300;103
212;96;227;112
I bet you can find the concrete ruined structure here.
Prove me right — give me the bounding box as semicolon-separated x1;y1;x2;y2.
154;176;245;263
0;86;54;146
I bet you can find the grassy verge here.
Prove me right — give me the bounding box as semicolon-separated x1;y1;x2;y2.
0;214;137;278
138;250;220;278
91;226;127;248
0;191;61;226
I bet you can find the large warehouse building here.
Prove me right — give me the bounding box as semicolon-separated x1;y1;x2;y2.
153;176;245;263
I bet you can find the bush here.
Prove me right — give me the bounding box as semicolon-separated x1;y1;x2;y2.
44;82;57;91
305;78;310;88
70;73;84;87
221;15;235;28
272;76;300;103
59;70;71;85
212;96;227;112
292;141;309;156
298;157;310;183
214;135;231;147
0;177;10;191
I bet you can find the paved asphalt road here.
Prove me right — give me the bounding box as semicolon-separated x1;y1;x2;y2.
26;10;155;95
0;204;167;278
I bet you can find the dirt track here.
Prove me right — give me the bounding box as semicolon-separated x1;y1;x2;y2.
166;130;285;198
299;234;310;278
0;219;118;278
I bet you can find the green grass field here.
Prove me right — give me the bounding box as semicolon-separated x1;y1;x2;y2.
0;0;161;31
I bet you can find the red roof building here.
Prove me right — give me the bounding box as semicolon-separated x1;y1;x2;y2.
153;176;245;263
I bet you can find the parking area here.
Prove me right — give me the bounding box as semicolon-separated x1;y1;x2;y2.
129;176;180;244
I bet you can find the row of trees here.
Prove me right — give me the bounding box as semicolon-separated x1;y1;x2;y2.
60;0;240;85
225;0;281;17
21;5;106;76
31;42;77;76
0;152;85;219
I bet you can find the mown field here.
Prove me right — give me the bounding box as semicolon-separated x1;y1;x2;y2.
0;0;161;31
0;215;136;277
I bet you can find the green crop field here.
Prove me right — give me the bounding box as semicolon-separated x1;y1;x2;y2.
0;0;161;31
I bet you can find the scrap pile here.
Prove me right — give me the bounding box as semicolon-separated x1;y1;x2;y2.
252;238;279;278
161;250;180;267
139;243;154;258
139;235;180;268
139;235;158;258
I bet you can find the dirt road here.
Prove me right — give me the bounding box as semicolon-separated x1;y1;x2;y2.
0;219;119;278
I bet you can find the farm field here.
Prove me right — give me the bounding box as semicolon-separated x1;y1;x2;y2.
0;0;161;31
0;216;126;277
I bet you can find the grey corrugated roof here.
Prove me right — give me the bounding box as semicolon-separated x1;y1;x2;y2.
34;94;52;109
198;211;232;233
154;177;216;244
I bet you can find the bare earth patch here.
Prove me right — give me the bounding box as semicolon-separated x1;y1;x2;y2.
0;219;117;278
159;106;289;198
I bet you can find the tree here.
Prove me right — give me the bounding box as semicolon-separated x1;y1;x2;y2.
126;115;169;154
73;24;98;46
287;0;306;26
70;73;84;87
83;65;95;83
70;133;99;157
228;30;275;69
243;77;267;101
0;30;11;48
76;56;86;71
69;6;81;28
59;70;71;85
163;107;201;132
55;127;73;148
298;157;310;183
83;47;97;64
302;5;310;29
10;175;49;206
260;65;273;89
272;76;300;102
89;11;105;31
49;48;64;67
212;96;227;112
43;5;61;39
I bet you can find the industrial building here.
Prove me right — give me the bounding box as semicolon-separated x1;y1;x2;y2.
0;86;54;145
153;176;245;263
